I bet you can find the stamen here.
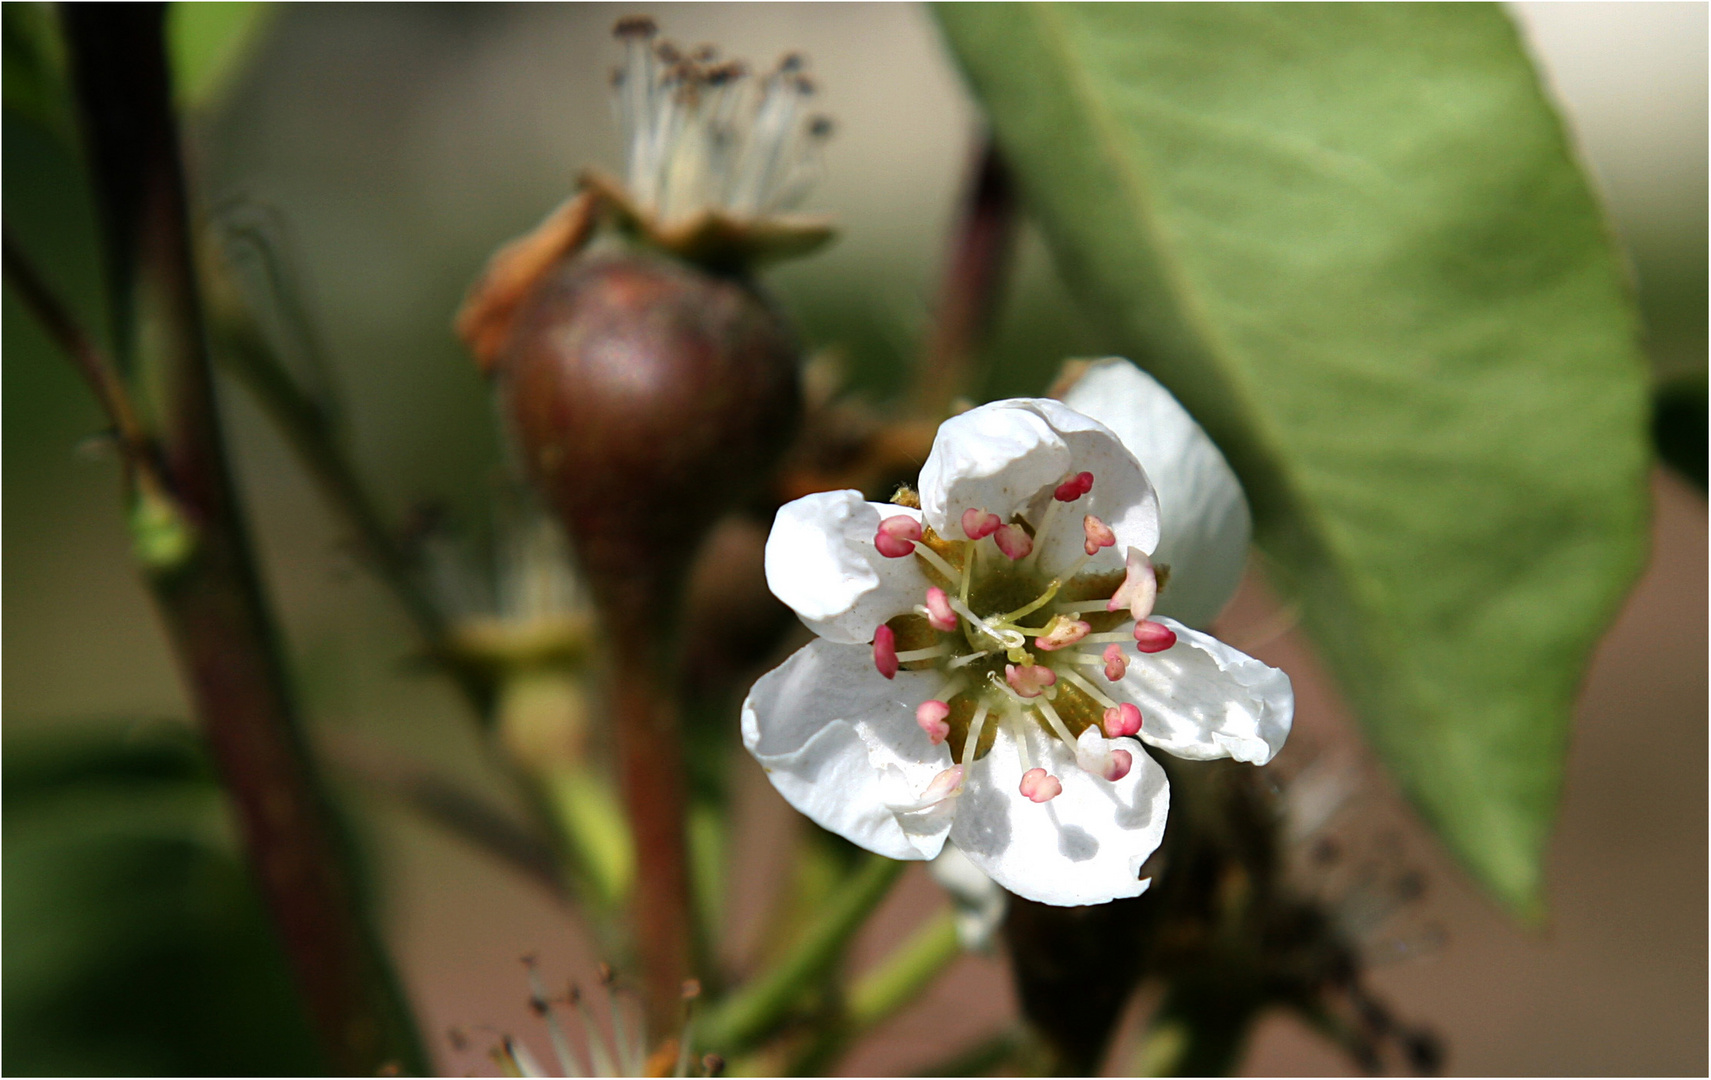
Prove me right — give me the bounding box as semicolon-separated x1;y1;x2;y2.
1034;697;1080;753
1082;630;1140;644
961;701;991;767
1051;599;1118;614
916;700;951;744
993;523;1033;560
1034;614;1091;651
947;649;995;669
874;515;922;558
873;624;898;679
910;540;962;583
1061;668;1117;709
1107;748;1134;781
951;596;1024;650
895;643;953;662
566;983;618;1076
893;765;965;813
1134;620;1178;653
961;507;1002;539
959;538;975;604
524;958;584;1077
1102;642;1129;681
1075;725;1134;782
1053;471;1094;502
998;580;1062;624
924;586;957;632
1019;767;1063;803
1102;702;1143;738
1107;547;1158;621
1083;514;1116;557
1005;663;1057;698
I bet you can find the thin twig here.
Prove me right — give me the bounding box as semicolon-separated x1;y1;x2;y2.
916;139;1019;415
3;231;155;469
59;7;425;1072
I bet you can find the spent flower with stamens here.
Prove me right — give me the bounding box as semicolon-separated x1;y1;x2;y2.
745;387;1292;905
614;17;834;228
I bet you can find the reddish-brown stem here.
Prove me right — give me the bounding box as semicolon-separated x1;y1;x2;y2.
918;139;1019;414
601;572;696;1037
58;6;423;1073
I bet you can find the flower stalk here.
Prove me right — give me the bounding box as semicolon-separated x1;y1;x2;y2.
698;852;906;1054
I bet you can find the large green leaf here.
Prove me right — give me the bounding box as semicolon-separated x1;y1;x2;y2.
936;3;1651;915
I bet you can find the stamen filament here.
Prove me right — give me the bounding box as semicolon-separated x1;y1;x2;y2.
1051;599;1118;614
1061;668;1117;709
1009;710;1034;771
930;674;967;703
962;701;991;767
910;540;961;583
895;643;953;662
947;649;995;669
1000;579;1063;624
1082;630;1137;644
1035;696;1080;754
1054;549;1097;583
952;596;1024;650
960;538;975;604
1026;498;1063;569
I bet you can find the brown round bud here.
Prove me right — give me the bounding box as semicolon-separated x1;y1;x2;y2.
498;251;801;602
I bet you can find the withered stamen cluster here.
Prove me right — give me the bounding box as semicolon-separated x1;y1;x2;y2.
611;18;833;225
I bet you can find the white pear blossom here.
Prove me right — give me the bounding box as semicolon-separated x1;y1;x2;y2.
742;389;1292;907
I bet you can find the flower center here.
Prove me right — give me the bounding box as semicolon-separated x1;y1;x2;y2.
868;473;1179;800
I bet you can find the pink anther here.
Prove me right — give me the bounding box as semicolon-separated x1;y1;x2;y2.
1104;748;1134;782
1053;471;1094;502
1102;643;1129;682
1106;547;1158;622
1134;619;1177;654
993;523;1033;560
874;515;923;558
873;624;899;679
1034;615;1091;651
1005;662;1057;698
1082;514;1116;557
1102;702;1142;738
924;586;957;632
1019;767;1063;803
960;507;1002;540
916;699;951;744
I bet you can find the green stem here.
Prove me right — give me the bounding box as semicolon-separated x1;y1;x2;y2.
698;853;906;1054
789;909;963;1074
1135;986;1259;1077
848;909;960;1028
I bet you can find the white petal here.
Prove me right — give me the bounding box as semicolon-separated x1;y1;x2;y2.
949;715;1169;906
742;638;953;860
764;490;928;644
927;841;1008;951
1118;617;1293;765
1061;359;1251;627
917;399;1159;576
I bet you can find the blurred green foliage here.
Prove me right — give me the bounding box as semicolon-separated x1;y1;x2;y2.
168;2;273;110
3;721;324;1075
938;3;1654;916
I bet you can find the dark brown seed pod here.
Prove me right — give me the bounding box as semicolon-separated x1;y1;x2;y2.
497;250;801;603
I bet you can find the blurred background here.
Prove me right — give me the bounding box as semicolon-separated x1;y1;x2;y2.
4;3;1703;1074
